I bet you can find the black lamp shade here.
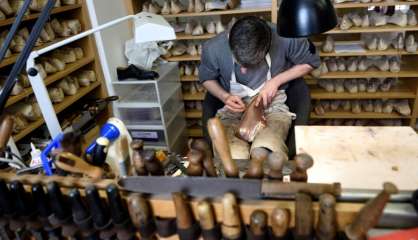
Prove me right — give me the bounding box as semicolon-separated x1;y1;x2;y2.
277;0;338;38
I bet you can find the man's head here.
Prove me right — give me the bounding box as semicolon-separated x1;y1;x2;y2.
229;16;272;70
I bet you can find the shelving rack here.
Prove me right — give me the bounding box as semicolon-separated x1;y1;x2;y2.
125;0;418;137
1;0;108;146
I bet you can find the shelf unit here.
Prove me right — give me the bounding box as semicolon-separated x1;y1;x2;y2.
1;0;109;145
126;0;418;135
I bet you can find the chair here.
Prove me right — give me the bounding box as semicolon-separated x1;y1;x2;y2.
202;78;311;158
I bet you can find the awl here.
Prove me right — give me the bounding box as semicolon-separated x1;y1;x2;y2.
118;177;341;199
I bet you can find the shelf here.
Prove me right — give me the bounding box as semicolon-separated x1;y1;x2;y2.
326;25;418;34
310;111;411;119
180;75;199;82
13;81;102;142
176;33;216;40
320;49;418;57
334;1;418;8
183;92;205;100
310;85;417;99
5;57;94;108
164;55;201;62
0;37;71;68
0;4;82;27
185;110;203;118
161;5;271;18
312;67;418;79
54;81;101;114
187;127;203;137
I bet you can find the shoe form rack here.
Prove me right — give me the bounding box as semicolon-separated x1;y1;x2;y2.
1;0;108;152
124;0;418;137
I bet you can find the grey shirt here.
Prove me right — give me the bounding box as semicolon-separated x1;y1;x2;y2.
198;25;320;92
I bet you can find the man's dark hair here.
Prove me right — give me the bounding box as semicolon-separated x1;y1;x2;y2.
229;16;272;68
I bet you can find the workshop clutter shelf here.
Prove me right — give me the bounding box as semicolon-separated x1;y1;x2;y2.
0;0;109;149
112;63;187;152
126;0;278;137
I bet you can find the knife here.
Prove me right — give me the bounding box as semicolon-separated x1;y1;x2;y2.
118;177;341;199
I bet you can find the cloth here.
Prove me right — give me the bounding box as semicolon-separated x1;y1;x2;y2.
198;23;321;92
216;91;295;160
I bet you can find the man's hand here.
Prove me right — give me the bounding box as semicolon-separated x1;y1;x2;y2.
223;94;246;113
255;79;280;108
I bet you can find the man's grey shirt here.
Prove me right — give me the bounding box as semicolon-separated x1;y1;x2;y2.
198;25;321;92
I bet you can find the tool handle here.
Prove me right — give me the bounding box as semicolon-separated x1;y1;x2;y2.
85;185;111;230
261;181;341;198
189;139;217;177
207;118;238;178
68;188;90;224
106;184;130;226
127;193;157;238
31;183;51;218
0;180;16;216
47;181;71;221
0;115;13;151
55;152;103;179
9;180;33;218
172;192;194;230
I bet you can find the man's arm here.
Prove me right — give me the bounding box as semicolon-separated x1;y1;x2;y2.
203;80;246;112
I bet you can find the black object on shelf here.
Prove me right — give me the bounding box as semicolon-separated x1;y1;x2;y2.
277;0;338;38
117;64;160;80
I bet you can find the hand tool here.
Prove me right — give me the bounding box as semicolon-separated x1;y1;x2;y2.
143;150;164;176
55;152;104;179
186;149;204;176
47;181;78;238
270;208;290;239
207;117;239;178
85;185;115;239
290;154;314;182
8;180;31;240
106;184;136;240
189;139;217;177
316;193;337;240
0;115;13;152
221;193;243;240
10;180;45;240
68;188;98;240
197;200;221;240
248;210;268;240
32;183;60;240
294;192;313;240
131;140;148;176
172;192;201;240
119;176;341;199
244;148;268;179
267;152;285;180
127;193;157;239
345;182;398;240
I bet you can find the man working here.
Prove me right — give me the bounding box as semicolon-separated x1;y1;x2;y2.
198;16;320;163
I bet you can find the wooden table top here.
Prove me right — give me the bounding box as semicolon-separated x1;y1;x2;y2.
295;126;418;191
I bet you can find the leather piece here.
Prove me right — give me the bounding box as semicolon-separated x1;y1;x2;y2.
236;98;266;142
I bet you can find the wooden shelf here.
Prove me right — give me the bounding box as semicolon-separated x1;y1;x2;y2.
326;25;418;34
187;127;203;137
13;81;101;142
183;92;205;100
180;75;198;82
310;111;411;119
185;110;203;118
165;55;200;62
176;33;216;40
320;49;418;57
161;6;271;18
0;4;82;27
54;81;101;114
0;37;71;68
313;67;418;79
310;85;417;99
334;0;418;8
5;57;94;108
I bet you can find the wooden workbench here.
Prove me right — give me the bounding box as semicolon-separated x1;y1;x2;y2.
295;126;418;191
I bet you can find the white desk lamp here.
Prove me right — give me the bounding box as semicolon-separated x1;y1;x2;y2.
25;12;176;139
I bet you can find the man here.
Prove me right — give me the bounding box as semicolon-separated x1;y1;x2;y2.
199;16;320;162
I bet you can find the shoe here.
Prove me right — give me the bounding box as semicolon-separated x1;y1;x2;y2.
326;58;338;72
195;0;205;12
117;64;159;80
388;11;407;27
407;9;417;26
335;79;345;93
350;12;362;27
215;20;225;34
406;34;418;53
340;14;353;30
206;21;216;34
162;0;170;14
366;78;379;93
357;78;367;92
318;79;334;92
322;36;334;53
187;0;194;12
344;79;358;93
